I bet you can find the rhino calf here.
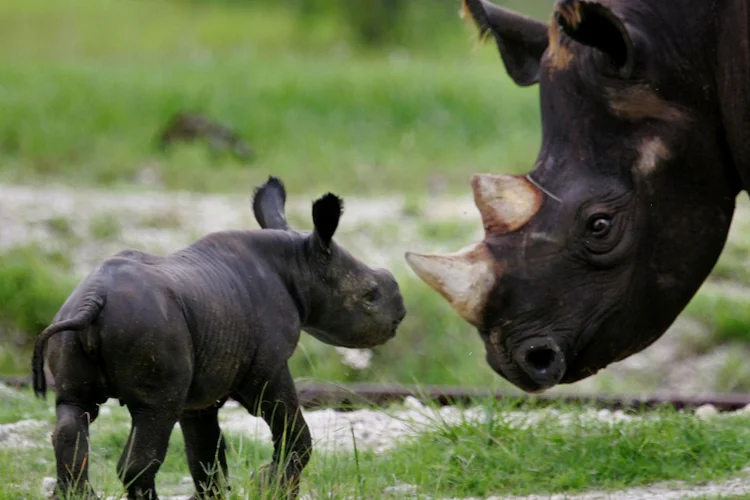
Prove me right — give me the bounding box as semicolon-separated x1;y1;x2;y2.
31;176;406;500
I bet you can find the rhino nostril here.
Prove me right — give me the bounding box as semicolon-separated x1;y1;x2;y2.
515;340;566;388
525;347;557;372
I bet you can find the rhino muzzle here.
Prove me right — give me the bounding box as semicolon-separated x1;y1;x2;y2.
404;173;543;328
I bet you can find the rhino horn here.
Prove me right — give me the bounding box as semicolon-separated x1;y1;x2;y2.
472;174;543;235
404;243;496;327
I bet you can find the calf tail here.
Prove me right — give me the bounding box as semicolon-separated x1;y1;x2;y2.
32;295;105;399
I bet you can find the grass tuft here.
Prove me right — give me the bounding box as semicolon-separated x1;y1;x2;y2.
0;246;75;341
4;392;750;499
685;285;750;344
362;402;750;497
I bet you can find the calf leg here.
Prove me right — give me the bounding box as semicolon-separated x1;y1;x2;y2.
180;405;228;499
233;364;312;499
48;335;107;500
117;405;180;500
51;401;101;499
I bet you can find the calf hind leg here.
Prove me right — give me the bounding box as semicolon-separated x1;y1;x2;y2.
117;406;180;500
180;405;229;499
52;401;102;500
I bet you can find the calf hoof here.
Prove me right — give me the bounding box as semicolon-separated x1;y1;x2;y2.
50;487;100;500
252;464;300;500
187;489;228;500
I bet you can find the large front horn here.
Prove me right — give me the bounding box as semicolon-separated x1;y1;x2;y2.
472;174;542;235
404;243;496;327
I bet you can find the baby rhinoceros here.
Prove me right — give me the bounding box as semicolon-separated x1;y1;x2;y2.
31;176;406;500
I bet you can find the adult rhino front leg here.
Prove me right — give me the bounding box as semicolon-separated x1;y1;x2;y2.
234;364;312;499
180;403;229;500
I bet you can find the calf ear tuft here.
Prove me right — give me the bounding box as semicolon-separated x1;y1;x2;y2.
312;193;344;248
252;176;290;230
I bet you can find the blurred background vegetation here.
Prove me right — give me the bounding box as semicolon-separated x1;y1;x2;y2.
2;0;750;398
0;0;549;195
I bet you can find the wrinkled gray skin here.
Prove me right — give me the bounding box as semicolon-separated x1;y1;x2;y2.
408;0;750;393
31;176;406;500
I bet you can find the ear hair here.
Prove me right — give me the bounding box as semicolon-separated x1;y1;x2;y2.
312;193;344;249
252;176;290;230
461;0;549;87
555;0;634;77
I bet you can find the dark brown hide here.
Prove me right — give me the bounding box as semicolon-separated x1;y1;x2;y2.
408;0;744;392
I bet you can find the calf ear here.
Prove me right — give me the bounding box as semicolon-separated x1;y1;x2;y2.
462;0;549;87
312;193;343;251
554;0;634;77
252;176;290;230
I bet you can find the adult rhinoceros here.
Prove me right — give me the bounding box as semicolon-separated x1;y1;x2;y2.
406;0;748;392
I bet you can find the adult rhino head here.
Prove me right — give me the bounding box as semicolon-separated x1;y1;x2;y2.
407;0;746;392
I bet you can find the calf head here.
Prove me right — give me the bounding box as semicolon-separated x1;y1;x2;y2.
253;177;406;348
407;0;741;392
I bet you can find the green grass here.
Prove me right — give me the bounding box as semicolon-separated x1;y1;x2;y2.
3;387;750;499
376;404;750;497
0;246;76;342
714;350;750;393
88;213;121;241
0;0;542;197
685;285;750;344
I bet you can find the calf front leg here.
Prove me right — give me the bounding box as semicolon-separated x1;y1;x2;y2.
180;404;229;499
234;364;312;499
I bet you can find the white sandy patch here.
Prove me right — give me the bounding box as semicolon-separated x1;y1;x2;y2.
467;468;750;499
0;382;20;399
47;472;750;500
0;182;478;277
219;396;640;455
334;347;373;370
0;419;47;449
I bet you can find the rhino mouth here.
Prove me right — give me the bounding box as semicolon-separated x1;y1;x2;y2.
557;312;629;384
303;324;399;349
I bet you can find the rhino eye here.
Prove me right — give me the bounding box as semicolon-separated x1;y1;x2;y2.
588;216;612;237
363;287;380;303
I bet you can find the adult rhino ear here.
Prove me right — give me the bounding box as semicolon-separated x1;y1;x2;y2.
554;0;634;77
311;193;343;252
461;0;549;86
252;176;290;230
